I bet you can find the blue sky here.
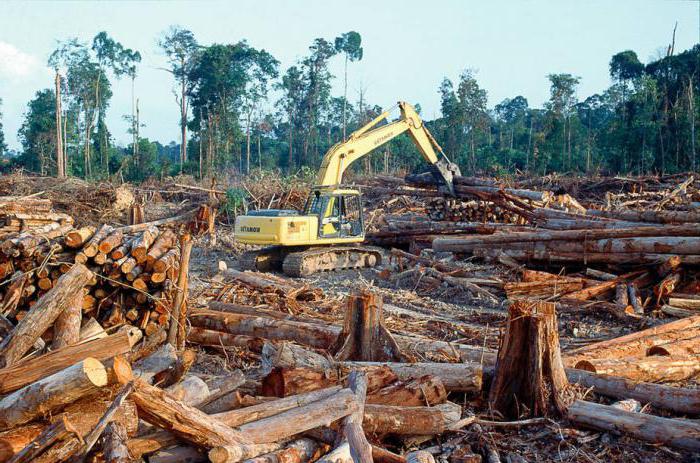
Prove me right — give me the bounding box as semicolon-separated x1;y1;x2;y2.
0;0;698;150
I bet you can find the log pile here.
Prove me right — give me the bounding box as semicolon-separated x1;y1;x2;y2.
0;200;194;346
426;198;520;223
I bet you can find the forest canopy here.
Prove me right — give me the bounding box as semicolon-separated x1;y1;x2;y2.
1;29;698;180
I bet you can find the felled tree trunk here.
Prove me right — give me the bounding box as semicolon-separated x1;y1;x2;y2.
489;300;572;418
333;291;404;362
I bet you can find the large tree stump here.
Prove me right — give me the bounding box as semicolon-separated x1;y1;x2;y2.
333;291;404;362
488;300;572;418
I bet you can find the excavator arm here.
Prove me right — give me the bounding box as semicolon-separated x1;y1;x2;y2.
316;101;461;194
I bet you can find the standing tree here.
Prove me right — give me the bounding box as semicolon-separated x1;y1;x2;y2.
241;49;279;173
545;73;580;171
159;26;198;172
334;31;363;140
277;65;305;170
18;90;57;174
0;98;6;157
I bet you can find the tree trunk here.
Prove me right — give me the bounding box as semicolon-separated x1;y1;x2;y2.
333;291;404;362
362;402;461;436
566;368;700;414
574;355;700;382
55;71;64;178
51;293;83;349
567;399;700;452
0;357;109;430
0;263;93;367
489;300;571;418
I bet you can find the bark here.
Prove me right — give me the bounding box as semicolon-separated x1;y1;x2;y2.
0;263;93;367
475;248;700;265
174;233;193;350
362;402;461;436
368;375;447;406
150;446;206;463
562;271;645;301
65;226;96;248
188;327;264;351
433;224;700;252
6;415;74;463
574;355;700;382
130;377;247;448
587;208;700;224
132;343;178;384
0;357;108;430
99;230;125;254
647;336;700;356
333;291;404;362
84;225;114;257
51;293;83;349
261;366;397;397
567;399;700;451
131;226;159;263
341;370;372;463
209;442;287;463
0;328;137;394
102;421;132;463
191;310;494;364
489;300;570;418
166;375;210;406
240;438;322;463
565;314;700;363
154;348;197;388
566;368;700;414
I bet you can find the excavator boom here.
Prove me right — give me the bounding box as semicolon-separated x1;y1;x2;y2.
316;101;461;194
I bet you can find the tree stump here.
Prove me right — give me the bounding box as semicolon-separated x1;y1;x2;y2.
488;300;572;418
333;291;404;362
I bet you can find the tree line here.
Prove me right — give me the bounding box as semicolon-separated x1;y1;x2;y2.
0;28;698;181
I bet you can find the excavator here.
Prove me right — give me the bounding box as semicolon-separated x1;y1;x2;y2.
234;101;461;276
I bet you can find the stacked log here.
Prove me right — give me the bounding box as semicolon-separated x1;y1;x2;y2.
0;213;183;337
426;198;520;223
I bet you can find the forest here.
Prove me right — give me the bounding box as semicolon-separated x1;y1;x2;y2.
0;27;698;181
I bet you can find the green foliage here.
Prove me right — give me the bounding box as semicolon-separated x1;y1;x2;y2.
17;90;57;174
221;187;248;216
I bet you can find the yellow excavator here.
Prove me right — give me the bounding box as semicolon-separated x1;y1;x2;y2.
234;101;461;276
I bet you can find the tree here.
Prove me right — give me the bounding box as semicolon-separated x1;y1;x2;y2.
0;98;6;157
544;73;580;171
610;50;644;83
277;65;305;170
241;49;278;173
159;26;198;172
334;31;363;140
18;90;57;174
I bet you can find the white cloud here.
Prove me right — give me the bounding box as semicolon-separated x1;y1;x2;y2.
0;42;41;81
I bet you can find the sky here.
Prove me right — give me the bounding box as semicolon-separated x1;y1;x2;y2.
0;0;698;151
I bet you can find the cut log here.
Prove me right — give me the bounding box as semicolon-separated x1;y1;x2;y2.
208;442;287;463
51;293;83;349
368;375;447;406
132;343;178;384
146;229;177;268
130;377;247;448
574;355;700;382
170;232;193;349
261;366;397;397
0;387;138;463
647;336;700;356
191;310;494;364
84;225;114;257
362;402;461;436
567;399;700;451
432;224;700;252
0;328;137;394
187;327;264;351
342;370;373;463
0;357;108;430
0;263;93;367
5;415;75;463
131;226;159;263
102;421;131;463
99;230;125;254
565;314;700;362
237;438;322;463
166;375;209;406
489;300;570;418
566;369;700;414
154;348;197;388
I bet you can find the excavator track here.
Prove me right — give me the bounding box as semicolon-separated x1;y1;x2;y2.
239;247;286;272
282;246;383;277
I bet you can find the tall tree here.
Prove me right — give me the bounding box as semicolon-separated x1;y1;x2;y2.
334;31;363;140
545;73;580;171
0;98;6;157
159;26;198;172
241;49;278;173
277;65;305;170
18;90;57;174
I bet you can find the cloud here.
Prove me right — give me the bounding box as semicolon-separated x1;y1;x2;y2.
0;42;41;80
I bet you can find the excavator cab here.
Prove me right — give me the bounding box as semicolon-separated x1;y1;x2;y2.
304;189;364;239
